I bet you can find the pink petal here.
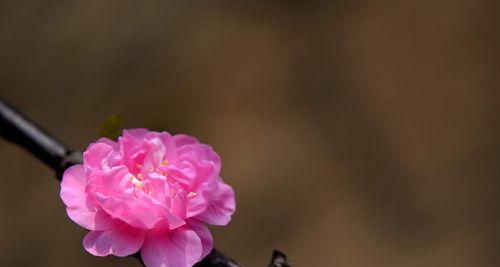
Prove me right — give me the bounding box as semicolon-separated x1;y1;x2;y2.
118;128;150;174
187;220;213;259
83;142;115;172
173;134;199;148
142;137;166;171
177;144;221;174
95;138;122;167
158;131;178;161
145;172;170;204
141;227;203;267
166;157;217;190
93;190;185;230
185;178;217;218
171;187;187;219
122;128;149;140
87;166;134;195
60;165;114;230
83;223;145;257
93;193;158;229
95;137;119;149
66;207;115;231
195;181;235;226
60;165;87;207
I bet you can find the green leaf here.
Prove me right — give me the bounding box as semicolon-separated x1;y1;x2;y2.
99;113;123;140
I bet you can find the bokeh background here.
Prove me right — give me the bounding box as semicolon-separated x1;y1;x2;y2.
1;1;500;266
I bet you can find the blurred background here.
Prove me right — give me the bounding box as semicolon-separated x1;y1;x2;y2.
1;1;500;266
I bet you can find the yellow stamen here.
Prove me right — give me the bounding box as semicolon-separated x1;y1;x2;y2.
131;177;143;188
160;160;169;166
187;192;197;198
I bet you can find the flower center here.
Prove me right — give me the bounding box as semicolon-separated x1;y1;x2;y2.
129;159;170;190
130;174;143;188
129;159;197;198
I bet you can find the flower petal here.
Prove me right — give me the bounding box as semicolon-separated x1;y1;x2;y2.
66;207;115;231
60;164;114;230
158;131;178;161
142;137;166;171
87;166;134;195
96;137;119;149
60;165;87;207
195;181;235;225
171;187;187;219
177;144;221;174
185;178;217;218
119;128;150;174
187;220;213;259
141;227;203;267
83;223;145;257
93;190;185;230
83;142;115;172
173;134;199;148
122;128;149;140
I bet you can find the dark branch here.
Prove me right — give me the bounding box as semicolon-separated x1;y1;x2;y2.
0;100;69;172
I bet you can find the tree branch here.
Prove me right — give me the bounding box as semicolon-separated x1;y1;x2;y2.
0;100;71;173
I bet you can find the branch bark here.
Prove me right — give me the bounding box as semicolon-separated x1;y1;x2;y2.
0;99;289;267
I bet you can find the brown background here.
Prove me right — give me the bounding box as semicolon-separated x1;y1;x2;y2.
1;1;500;266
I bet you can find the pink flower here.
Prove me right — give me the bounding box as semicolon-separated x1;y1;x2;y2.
60;129;236;267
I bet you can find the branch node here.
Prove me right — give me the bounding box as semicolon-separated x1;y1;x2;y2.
268;250;290;267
